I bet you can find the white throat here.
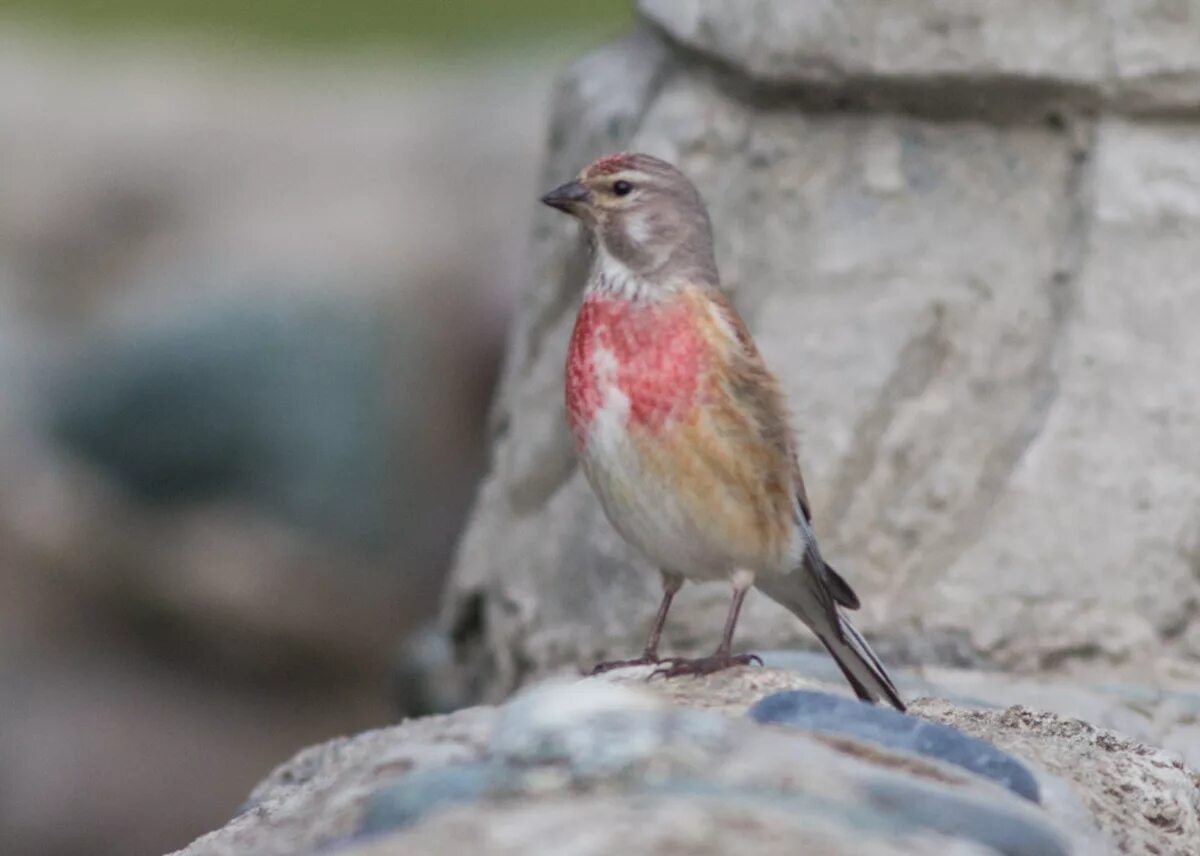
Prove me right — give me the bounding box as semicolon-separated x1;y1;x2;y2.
586;246;655;301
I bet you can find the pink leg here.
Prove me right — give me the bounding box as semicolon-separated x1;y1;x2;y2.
589;574;683;675
650;581;762;679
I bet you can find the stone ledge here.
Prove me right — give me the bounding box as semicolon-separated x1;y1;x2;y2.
637;0;1200;114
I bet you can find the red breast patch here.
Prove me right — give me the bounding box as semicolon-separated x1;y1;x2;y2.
565;295;708;445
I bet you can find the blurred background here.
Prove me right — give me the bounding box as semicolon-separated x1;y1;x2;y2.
0;2;632;854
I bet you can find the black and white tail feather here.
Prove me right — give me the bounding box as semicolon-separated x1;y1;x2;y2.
818;606;905;711
758;552;906;712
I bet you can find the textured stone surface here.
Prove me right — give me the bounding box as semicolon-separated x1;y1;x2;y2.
638;0;1200;111
905;663;1200;774
920;700;1200;856
444;8;1200;703
172;669;1200;855
638;0;1105;90
731;651;1200;773
750;690;1040;802
1108;0;1200;111
928;115;1200;672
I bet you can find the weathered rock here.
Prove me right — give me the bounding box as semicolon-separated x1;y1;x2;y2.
915;663;1200;774
1108;0;1200;112
49;291;408;549
173;669;1200;856
750;690;1040;802
444;4;1200;703
342;796;996;856
638;0;1106;92
638;0;1200;112
360;763;495;835
920;700;1200;856
750;651;1200;772
927;114;1200;675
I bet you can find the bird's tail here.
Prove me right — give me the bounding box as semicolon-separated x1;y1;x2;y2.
757;572;906;711
817;611;906;712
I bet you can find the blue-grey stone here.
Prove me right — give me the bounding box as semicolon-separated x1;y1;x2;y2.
867;778;1069;856
748;690;1040;803
756;649;999;710
47;289;416;551
359;763;495;835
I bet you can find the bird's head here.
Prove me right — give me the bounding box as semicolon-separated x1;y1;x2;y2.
540;153;717;285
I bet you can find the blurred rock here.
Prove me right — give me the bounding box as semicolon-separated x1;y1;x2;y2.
172;666;1200;855
0;30;549;324
47;288;451;553
489;678;678;773
342;797;997;856
359;763;495;835
0;26;549;856
390;624;476;717
0;22;538;681
749;690;1040;802
443;5;1200;702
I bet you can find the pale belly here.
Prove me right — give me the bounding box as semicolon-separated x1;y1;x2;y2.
576;389;793;579
579;424;734;580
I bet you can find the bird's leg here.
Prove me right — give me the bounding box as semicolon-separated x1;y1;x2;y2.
589;574;682;675
650;572;762;679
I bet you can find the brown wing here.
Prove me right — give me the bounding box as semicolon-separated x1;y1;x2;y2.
705;288;810;520
705;288;862;612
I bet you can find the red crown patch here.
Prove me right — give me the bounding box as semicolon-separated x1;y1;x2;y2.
589;152;635;175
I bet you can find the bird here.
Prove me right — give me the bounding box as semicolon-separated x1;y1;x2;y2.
540;152;905;710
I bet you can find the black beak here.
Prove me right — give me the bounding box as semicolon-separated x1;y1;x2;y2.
540;179;589;213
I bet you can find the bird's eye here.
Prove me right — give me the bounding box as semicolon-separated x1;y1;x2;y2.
612;180;633;196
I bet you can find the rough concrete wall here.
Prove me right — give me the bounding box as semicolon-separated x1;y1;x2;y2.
444;1;1200;701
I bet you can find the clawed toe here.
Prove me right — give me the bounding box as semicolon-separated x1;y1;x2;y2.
648;652;762;680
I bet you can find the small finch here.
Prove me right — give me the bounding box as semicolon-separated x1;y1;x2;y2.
542;153;905;710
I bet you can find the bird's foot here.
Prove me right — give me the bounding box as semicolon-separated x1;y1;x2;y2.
587;653;662;676
649;652;762;680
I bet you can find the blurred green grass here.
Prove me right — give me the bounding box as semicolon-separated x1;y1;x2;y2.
0;0;633;51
